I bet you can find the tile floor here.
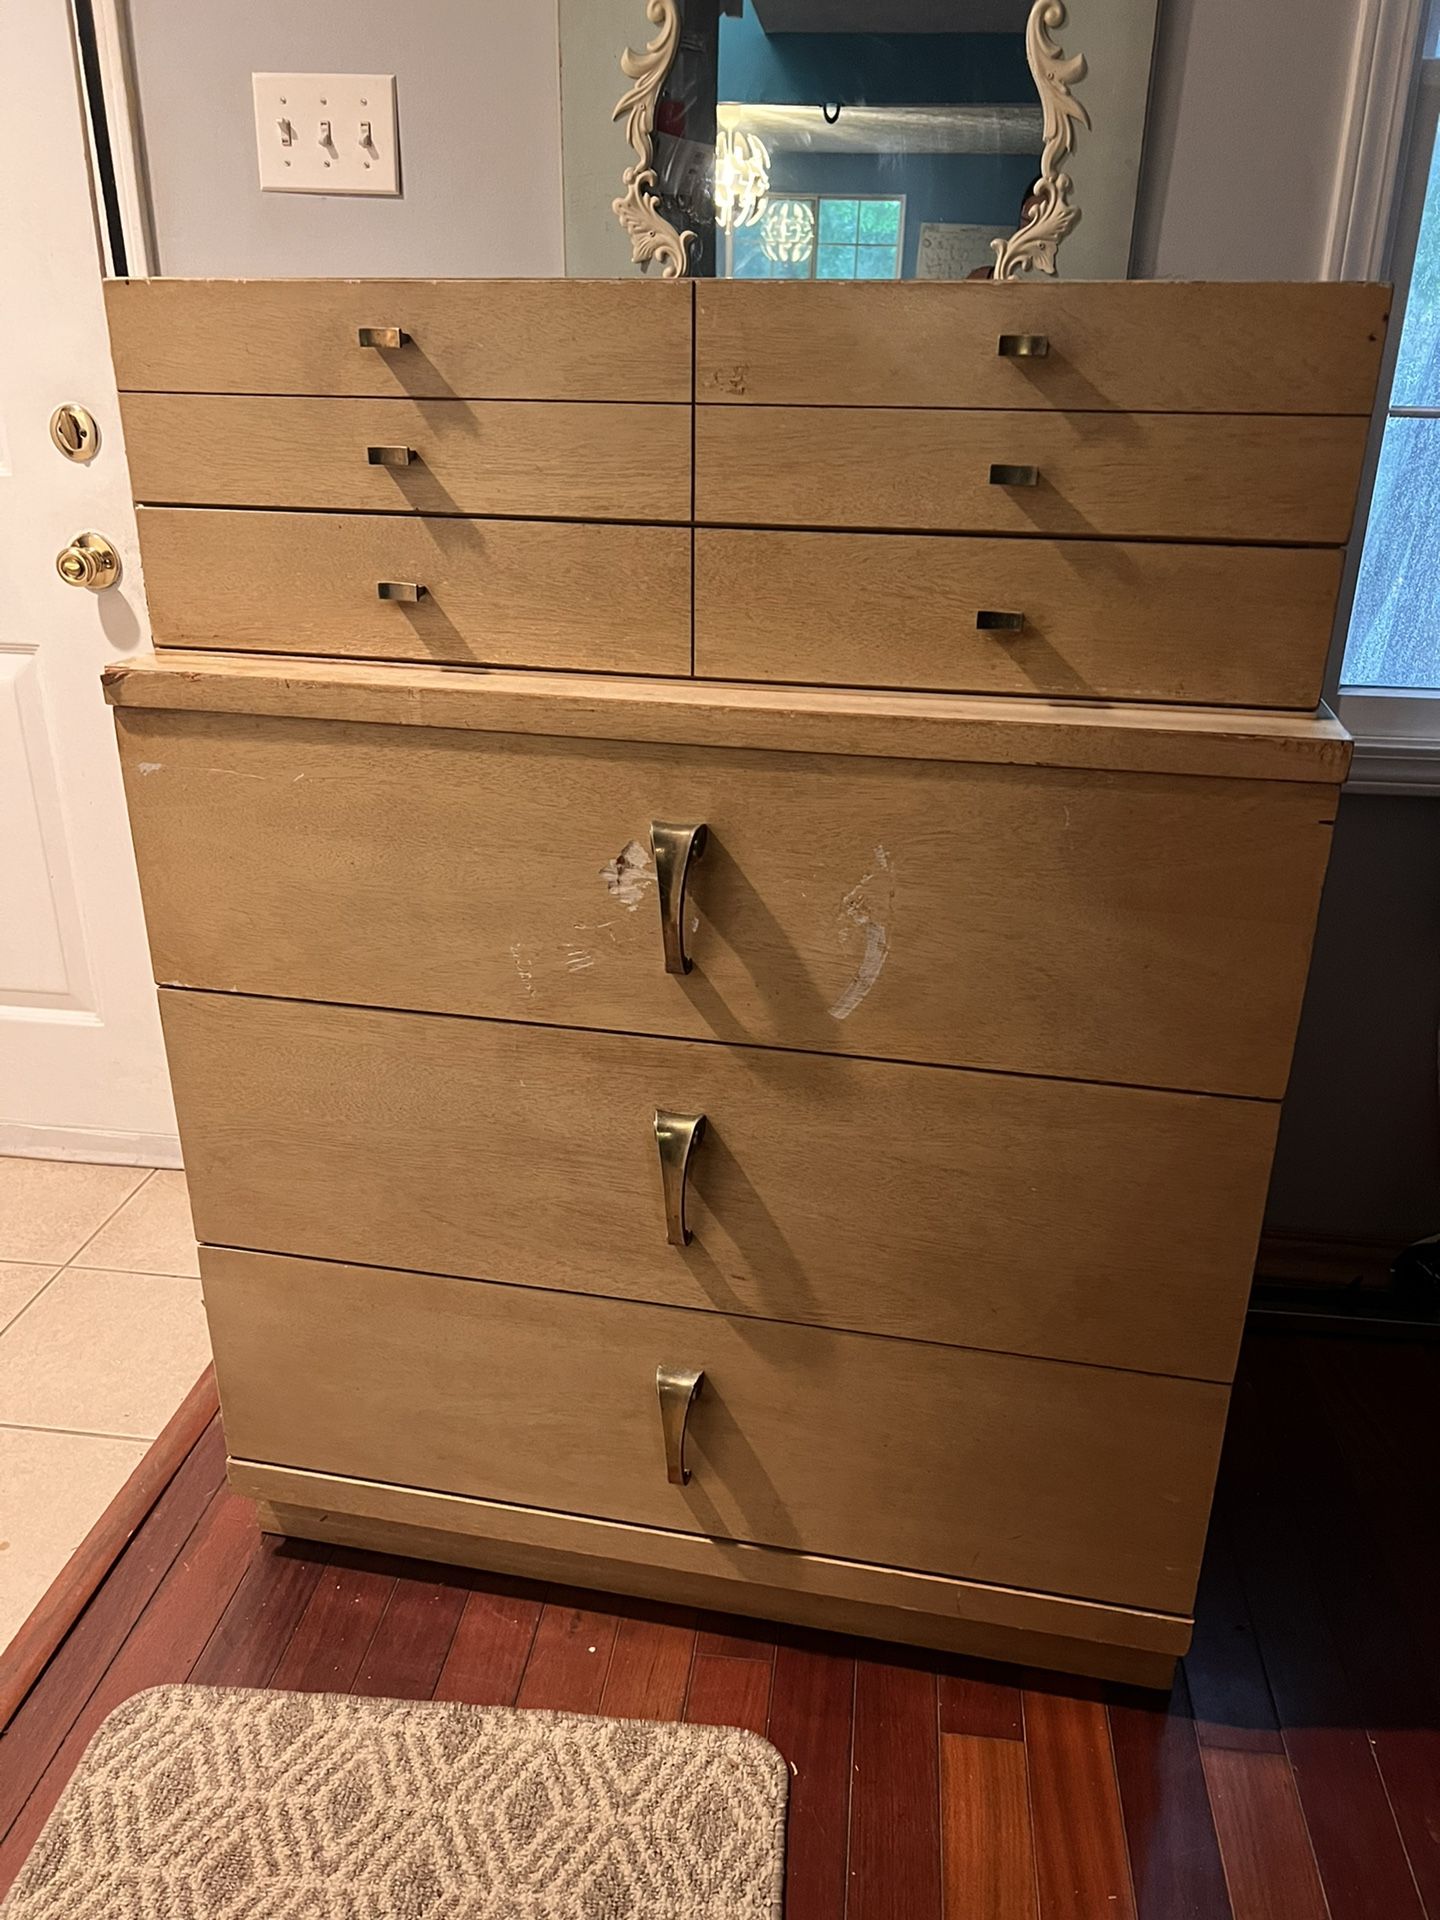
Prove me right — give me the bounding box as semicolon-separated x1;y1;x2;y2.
0;1158;211;1653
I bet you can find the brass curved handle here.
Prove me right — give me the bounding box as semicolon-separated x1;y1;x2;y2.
976;609;1025;633
377;581;427;602
657;1364;705;1485
654;1109;706;1247
988;463;1039;487
357;326;409;349
997;333;1049;358
650;821;708;975
56;531;120;591
367;444;416;467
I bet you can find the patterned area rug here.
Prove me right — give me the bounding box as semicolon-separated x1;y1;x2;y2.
1;1683;789;1918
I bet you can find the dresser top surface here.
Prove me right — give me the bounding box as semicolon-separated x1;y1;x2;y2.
105;651;1351;786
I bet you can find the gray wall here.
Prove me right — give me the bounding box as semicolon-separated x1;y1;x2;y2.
1132;0;1358;279
128;0;565;276
1137;0;1440;1253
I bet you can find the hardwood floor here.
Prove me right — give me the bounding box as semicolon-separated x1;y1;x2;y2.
2;1328;1436;1918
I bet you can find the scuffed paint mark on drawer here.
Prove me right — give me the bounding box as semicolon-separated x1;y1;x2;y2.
509;942;536;998
137;761;163;775
830;846;893;1022
600;839;654;911
706;363;748;395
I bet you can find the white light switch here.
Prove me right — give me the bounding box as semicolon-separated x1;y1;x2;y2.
252;73;399;195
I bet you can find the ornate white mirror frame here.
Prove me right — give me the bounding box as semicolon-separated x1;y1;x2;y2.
611;0;1089;280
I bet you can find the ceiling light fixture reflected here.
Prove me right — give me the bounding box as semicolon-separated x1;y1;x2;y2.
714;124;771;231
760;197;816;265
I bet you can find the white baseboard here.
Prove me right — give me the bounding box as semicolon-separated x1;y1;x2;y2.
0;1122;183;1169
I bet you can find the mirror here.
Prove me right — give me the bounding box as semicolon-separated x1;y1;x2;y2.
612;0;1088;281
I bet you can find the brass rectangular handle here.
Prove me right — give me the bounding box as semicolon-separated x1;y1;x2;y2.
654;1109;706;1247
376;581;427;602
367;445;416;467
976;609;1025;632
656;1364;704;1485
650;820;707;975
989;463;1038;487
357;326;409;349
997;332;1049;358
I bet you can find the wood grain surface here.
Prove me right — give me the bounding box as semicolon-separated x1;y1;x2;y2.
162;989;1274;1380
120;709;1337;1098
241;1476;1185;1685
121;393;691;521
138;508;692;673
696;279;1389;414
203;1245;1228;1614
104;651;1354;785
696;407;1370;543
696;528;1341;709
105;276;693;401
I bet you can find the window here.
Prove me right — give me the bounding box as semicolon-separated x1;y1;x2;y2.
1336;11;1440;787
1341;91;1440;689
728;194;904;280
816;197;903;279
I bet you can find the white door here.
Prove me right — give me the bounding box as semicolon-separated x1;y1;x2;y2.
0;0;177;1164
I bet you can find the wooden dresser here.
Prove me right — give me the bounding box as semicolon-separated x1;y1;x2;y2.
101;277;1386;1687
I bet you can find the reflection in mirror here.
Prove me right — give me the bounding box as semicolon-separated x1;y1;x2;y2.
617;0;1087;281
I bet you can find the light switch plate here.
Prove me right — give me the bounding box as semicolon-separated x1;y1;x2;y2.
252;73;399;195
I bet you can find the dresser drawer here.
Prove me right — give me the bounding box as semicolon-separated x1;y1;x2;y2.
205;1247;1228;1614
696;529;1341;708
105;277;692;402
696;408;1367;543
118;708;1334;1099
120;394;690;522
696;280;1388;413
138;509;691;673
164;990;1274;1379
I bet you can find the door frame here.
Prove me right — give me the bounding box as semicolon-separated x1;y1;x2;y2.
72;0;155;277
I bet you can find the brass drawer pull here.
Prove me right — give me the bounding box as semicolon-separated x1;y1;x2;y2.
654;1108;706;1247
367;445;416;467
989;462;1038;487
650;820;708;975
976;609;1025;632
377;581;427;603
357;326;409;349
657;1364;705;1485
997;332;1049;358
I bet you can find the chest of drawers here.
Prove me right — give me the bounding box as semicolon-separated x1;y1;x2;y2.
103;275;1385;1687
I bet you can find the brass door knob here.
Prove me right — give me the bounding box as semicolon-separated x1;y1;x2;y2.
56;531;121;591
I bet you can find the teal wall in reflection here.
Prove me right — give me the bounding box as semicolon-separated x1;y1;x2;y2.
717;8;1030;105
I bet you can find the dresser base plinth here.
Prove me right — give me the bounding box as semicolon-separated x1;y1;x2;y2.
232;1460;1184;1690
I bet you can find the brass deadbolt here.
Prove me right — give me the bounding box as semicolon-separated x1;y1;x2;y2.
49;404;100;462
56;531;121;591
